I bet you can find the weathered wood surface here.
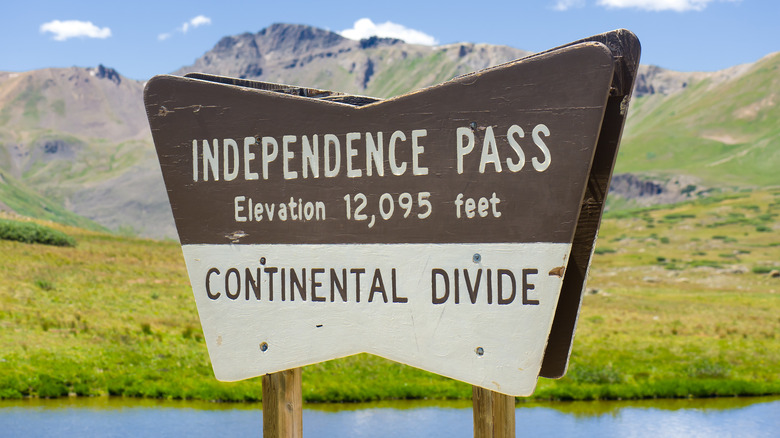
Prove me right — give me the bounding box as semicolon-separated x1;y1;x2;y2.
144;29;640;397
540;29;641;378
147;43;615;247
473;386;516;438
262;368;302;438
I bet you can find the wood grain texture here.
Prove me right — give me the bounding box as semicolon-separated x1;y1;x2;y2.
262;368;302;438
539;29;641;379
473;385;516;438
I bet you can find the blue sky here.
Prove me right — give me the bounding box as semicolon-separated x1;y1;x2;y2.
1;0;777;80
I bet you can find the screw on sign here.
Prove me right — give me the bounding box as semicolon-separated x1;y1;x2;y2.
145;29;640;437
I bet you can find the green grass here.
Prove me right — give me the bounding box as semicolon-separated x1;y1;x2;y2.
0;189;779;402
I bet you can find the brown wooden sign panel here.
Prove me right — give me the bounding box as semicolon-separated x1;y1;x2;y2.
144;29;640;396
148;43;616;246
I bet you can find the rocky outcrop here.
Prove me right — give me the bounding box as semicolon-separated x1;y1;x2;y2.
632;60;754;97
633;65;693;96
93;64;121;85
608;173;708;207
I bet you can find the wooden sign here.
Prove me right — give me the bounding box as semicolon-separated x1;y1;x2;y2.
144;29;640;397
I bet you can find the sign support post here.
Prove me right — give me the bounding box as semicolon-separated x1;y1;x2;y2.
473;387;515;438
262;368;303;438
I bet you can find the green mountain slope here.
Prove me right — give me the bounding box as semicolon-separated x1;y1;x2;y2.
0;67;175;238
0;169;105;231
617;52;780;187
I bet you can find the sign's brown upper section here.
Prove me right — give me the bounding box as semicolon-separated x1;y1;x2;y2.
145;42;617;246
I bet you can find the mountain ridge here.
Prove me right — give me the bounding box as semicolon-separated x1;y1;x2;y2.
1;23;776;238
174;23;533;99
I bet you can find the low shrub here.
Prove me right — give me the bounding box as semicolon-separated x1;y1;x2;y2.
0;219;75;247
752;266;774;274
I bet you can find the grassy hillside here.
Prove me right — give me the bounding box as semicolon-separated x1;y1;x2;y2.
0;69;175;239
1;189;778;402
618;52;780;187
0;170;105;232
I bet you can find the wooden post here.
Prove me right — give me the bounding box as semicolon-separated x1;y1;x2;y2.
472;386;515;438
262;368;303;438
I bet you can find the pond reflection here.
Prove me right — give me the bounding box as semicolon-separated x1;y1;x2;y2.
1;396;777;437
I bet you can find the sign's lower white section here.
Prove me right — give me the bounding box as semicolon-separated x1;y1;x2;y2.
182;243;571;396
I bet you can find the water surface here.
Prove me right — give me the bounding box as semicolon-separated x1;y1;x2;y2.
1;396;777;437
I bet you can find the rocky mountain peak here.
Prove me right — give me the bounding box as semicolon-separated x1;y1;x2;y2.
91;64;121;85
257;23;347;55
177;23;358;81
174;23;533;96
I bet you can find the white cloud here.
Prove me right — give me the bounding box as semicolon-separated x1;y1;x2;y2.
40;20;111;41
554;0;586;11
158;15;211;41
179;15;211;33
339;18;438;46
596;0;736;11
189;15;212;28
